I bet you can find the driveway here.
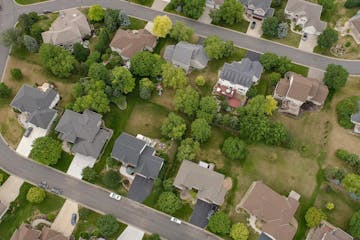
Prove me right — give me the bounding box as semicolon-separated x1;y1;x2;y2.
51;199;78;237
308;67;324;80
246;20;262;38
66;153;96;179
246;50;261;61
151;0;168;11
298;34;317;53
198;7;212;24
127;175;154;203
0;175;24;205
16;127;47;157
117;225;144;240
189;200;217;228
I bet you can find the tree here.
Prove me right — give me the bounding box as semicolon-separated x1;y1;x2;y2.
161;113;187;140
323;64;349;91
111;67;136;94
85;51;101;68
265;122;288;146
23;35;39;53
18;12;39;34
161;63;188;89
197;96;218;122
260;52;279;72
0;83;11;98
204;35;233;59
104;9;120;33
208;212;231;235
238;114;270;142
170;22;194;42
319;0;334;10
336;96;359;129
349;210;360;238
191;118;211;143
305;207;327;228
183;0;206;19
210;0;244;25
118;11;131;27
89;63;110;82
30;25;43;42
153;15;172;38
342;173;360;196
31;136;62;165
195;75;206;86
88;5;105;22
139;78;155;100
245;95;278;116
130;51;163;78
96;214;119;237
277;22;288;39
95;28;110;54
163;178;174;192
174;86;200;116
222;137;247;161
107;55;124;69
176;138;200;161
230;223;249;240
277;56;291;75
82;167;98;183
1;28;23;48
156;191;182;214
344;0;360;8
268;72;281;86
73;43;90;62
39;44;76;78
262;17;279;38
26;187;46;203
317;28;338;49
102;170;121;188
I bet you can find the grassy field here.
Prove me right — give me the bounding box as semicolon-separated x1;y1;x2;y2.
15;0;46;4
0;183;65;240
263;31;301;48
214;20;250;33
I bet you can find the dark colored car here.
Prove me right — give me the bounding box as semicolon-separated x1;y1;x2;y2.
250;21;256;29
71;213;77;225
24;127;33;138
302;32;308;41
43;10;52;14
50;187;62;195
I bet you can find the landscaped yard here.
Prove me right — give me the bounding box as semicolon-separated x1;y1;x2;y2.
263;31;301;48
314;35;360;60
214;20;250;33
0;183;65;240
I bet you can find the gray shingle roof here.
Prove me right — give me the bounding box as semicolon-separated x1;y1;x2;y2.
27;109;57;129
351;101;360;124
219;58;263;88
111;133;164;179
10;85;58;113
240;0;273;12
72;129;111;159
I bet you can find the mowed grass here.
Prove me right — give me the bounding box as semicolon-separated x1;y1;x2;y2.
263;31;301;48
130;0;155;7
15;0;46;4
125;17;148;30
214;20;250;33
314;35;360;60
0;183;65;240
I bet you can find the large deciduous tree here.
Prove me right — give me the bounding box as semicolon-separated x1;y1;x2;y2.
262;17;279;38
197;96;218;123
88;4;105;22
176;138;200;161
130;51;163;78
182;0;206;19
317;28;338;49
111;67;136;94
210;0;244;25
156;191;182;214
174;86;200;117
161;113;187;140
204;35;233;60
31;136;62;166
161;63;188;89
208;212;231;235
221;137;247;161
153;15;172;38
169;22;194;42
323;64;349;91
139;78;155;100
191;118;212;143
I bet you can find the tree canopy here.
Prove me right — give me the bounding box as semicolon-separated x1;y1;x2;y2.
349;210;360;238
26;187;46;203
111;66;136;94
139;78;155;100
161;113;187;140
102;170;122;188
262;17;279;38
208;212;231;235
31;136;62;166
82;167;98;183
342;173;360;196
170;22;194;42
88;5;105;22
210;0;244;25
96;214;119;237
222;137;247;161
305;207;327;228
230;223;249;240
73;42;90;62
174;86;200;116
156;191;182;214
336;96;359;129
153;15;173;38
191;118;212;143
204;35;234;60
130;51;164;78
317;28;338;49
176;138;200;161
161;63;188;89
197;96;218;122
0;83;11;98
182;0;206;19
323;64;349;91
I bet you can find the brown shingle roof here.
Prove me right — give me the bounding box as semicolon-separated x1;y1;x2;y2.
10;225;68;240
240;181;300;240
309;221;353;240
110;29;157;59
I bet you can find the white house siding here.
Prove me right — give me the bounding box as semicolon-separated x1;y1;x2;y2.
218;78;249;95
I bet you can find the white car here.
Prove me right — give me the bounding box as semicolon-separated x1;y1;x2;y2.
109;192;121;201
170;217;182;224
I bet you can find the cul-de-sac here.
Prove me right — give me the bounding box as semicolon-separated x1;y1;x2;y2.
0;0;359;239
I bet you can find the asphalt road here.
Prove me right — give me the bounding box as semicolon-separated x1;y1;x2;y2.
0;0;360;79
0;137;221;240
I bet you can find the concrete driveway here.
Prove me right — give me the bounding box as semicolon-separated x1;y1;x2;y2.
151;0;168;11
0;176;24;205
298;34;317;52
308;68;324;80
246;20;262;38
16;127;47;157
117;226;144;240
198;7;212;24
66;153;96;179
51;199;78;237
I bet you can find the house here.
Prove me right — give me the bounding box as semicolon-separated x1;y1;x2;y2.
41;8;91;47
163;41;209;73
349;11;360;44
273;72;329;116
111;133;164;180
109;28;157;60
239;181;301;240
173;160;227;205
239;0;274;20
306;221;353;240
55;109;110;159
351;101;360;134
285;0;327;35
10;84;59;131
10;224;68;240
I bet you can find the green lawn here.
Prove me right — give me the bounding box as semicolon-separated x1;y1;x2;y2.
73;207;127;239
32;13;59;32
52;151;74;172
263;31;301;48
15;0;46;4
0;169;10;185
130;0;155;7
0;183;65;240
125;17;148;30
289;63;309;76
213;20;250;33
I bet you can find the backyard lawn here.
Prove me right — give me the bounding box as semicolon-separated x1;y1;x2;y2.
0;183;65;240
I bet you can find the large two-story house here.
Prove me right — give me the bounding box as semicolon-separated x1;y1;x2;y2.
240;0;274;20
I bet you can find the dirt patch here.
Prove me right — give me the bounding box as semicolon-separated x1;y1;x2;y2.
223;177;233;191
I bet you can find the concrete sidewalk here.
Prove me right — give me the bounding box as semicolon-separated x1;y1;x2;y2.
0;175;24;205
151;0;168;11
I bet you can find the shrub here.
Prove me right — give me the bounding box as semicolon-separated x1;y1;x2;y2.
336;96;359;129
26;187;46;203
208;212;231;235
324;166;347;181
96;214;119;237
156;191;182;214
0;83;11;98
325;202;335;211
335;149;360;174
10;68;23;80
305;207;327;228
221;137;247;161
195;75;206;86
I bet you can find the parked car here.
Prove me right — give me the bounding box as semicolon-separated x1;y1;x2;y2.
43;10;52;14
170;217;182;224
302;32;308;41
71;213;77;225
109;192;121;201
38;180;48;189
250;21;256;29
50;187;62;195
24;127;33;138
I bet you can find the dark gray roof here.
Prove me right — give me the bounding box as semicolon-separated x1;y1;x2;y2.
10;85;58;113
259;233;273;240
111;133;164;179
55;109;102;143
27;109;57;129
240;0;273;12
219;58;263;88
351;101;360;124
72;129;111;158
